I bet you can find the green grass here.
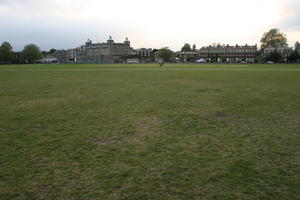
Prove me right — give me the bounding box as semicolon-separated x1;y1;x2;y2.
0;64;299;199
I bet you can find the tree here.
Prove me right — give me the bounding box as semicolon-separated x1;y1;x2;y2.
22;44;42;63
261;28;287;48
158;47;173;62
41;51;48;56
0;41;13;63
150;49;158;62
295;41;300;52
48;48;56;54
287;50;300;63
12;52;22;64
181;43;191;52
266;51;282;63
192;44;196;52
255;51;265;63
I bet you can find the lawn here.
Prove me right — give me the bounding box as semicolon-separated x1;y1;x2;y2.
0;64;299;199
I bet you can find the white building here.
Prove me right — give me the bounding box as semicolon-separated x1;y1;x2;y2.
41;55;58;63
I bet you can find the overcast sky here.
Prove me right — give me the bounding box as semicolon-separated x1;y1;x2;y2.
0;0;299;51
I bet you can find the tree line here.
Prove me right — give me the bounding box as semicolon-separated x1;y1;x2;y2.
0;42;46;64
1;28;299;64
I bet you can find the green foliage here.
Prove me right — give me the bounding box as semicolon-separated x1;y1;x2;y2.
287;50;300;63
22;44;42;63
261;28;287;48
294;41;300;51
150;52;155;62
48;48;57;54
158;47;173;62
266;51;282;63
255;51;264;63
0;41;13;63
41;51;48;56
192;44;196;52
181;43;192;52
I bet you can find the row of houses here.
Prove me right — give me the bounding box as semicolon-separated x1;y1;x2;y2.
177;44;258;63
44;37;299;63
177;44;298;63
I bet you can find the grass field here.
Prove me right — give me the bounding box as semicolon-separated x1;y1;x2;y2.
0;64;299;199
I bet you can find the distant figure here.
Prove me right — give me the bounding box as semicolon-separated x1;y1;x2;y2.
159;61;165;67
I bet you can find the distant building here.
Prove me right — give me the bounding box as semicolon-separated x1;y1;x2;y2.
41;55;58;63
67;48;77;62
198;44;257;63
134;48;152;62
73;36;135;63
175;51;198;62
52;50;68;63
262;47;293;62
134;48;152;57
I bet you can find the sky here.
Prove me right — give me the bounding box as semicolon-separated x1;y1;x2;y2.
0;0;299;51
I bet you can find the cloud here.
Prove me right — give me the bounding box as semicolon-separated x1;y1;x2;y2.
0;0;299;51
0;0;134;50
274;0;300;45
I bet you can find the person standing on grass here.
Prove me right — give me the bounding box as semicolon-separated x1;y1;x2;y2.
158;60;165;67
